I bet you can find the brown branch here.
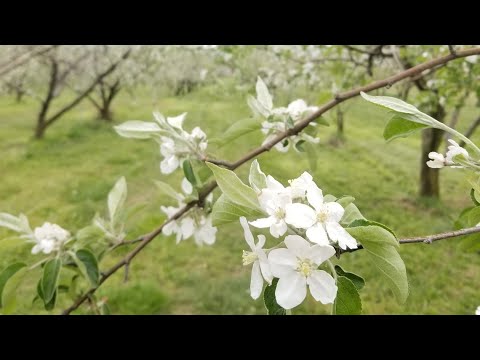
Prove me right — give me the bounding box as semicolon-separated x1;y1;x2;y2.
341;225;480;254
0;45;57;78
61;46;480;315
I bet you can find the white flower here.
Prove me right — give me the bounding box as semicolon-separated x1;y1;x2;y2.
286;99;318;122
251;176;292;238
288;171;314;199
159;137;181;174
426;152;446;169
181;178;193;195
446;139;469;165
285;183;358;250
193;215;217;246
161;206;195;243
31;222;70;255
476;306;480;315
268;235;337;309
240;217;273;299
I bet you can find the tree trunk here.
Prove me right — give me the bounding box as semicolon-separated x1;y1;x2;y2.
15;90;24;103
98;106;113;121
34;116;47;139
419;105;446;197
336;107;344;139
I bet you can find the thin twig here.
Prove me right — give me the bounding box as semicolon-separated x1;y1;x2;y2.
61;46;480;315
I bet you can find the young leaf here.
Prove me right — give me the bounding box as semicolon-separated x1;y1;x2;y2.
154;180;183;201
336;196;355;209
183;160;197;187
0;263;27;307
41;259;62;303
384;114;429;142
256;76;273;112
76;249;99;286
43;290;57;311
334;276;362;315
249;159;267;192
347;226;408;303
348;219;396;238
360;92;421;116
2;266;27;314
210;118;261;146
470;189;480;206
206;162;261;210
334;265;365;290
212;194;264;226
263;278;286;315
341;203;366;226
114;121;162;139
108;177;127;225
0;213;24;233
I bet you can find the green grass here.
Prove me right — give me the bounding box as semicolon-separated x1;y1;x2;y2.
0;87;479;315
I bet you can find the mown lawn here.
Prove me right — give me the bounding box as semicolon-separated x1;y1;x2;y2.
0;87;479;314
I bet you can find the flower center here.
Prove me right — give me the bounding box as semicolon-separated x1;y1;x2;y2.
317;211;328;223
296;258;315;277
275;208;286;220
242;250;258;266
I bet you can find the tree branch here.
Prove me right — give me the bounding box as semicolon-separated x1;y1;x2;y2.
61;46;480;315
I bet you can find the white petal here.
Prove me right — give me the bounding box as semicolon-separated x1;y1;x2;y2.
324;202;344;223
270;220;287;238
306;224;330;245
250;261;264;300
167;112;187;129
256;234;266;249
428;152;445;162
307;270;338;304
195;221;217;245
180;217;195;239
162;221;177;236
191;126;206;140
31;244;42;254
160;155;179;174
325;222;358;250
306;183;324;211
275;272;307;309
274;141;290;152
284;235;312;258
285;203;316;229
250;216;276;229
265;175;286;192
240;216;255;250
181;178;193;195
257;253;273;284
307;245;336;266
426;160;444;169
268;248;297;277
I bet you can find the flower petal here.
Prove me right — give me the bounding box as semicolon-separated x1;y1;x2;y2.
275;272;307;309
167;112;187;129
249;216;276;229
256;234;266;249
250;261;264;300
240;216;255;250
324;202;344;223
284;235;312;258
268;248;297;277
180;217;195;239
160;155;179;175
325;222;358;250
285;203;316;229
266;175;286;192
306;183;324;211
181;178;193;195
258;254;273;284
306;223;330;245
270;220;287;238
307;270;338;304
307;244;336;265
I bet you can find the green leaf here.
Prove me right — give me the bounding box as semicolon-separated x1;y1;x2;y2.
294;140;306;152
334;276;362;315
114;121;162;139
44;290;57;311
256;76;273;111
383;115;429;142
76;249;99;286
335;265;365;290
470;189;480;206
154;180;182;201
458;234;480;252
361;92;422;116
1;266;27;314
348;219;397;239
248;159;267;192
341;203;366;226
336;196;355;208
76;225;107;246
0;213;22;232
347;226;408;303
108;177;127;225
0;263;26;307
210;117;261;146
263;278;286;315
212;194;264;226
41;259;62;303
183;160;197;187
323;194;337;203
206;162;261;210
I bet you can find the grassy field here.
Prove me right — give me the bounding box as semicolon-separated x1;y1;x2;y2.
0;87;479;315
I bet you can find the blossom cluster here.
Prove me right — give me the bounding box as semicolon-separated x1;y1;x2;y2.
240;169;359;310
427;139;470;169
